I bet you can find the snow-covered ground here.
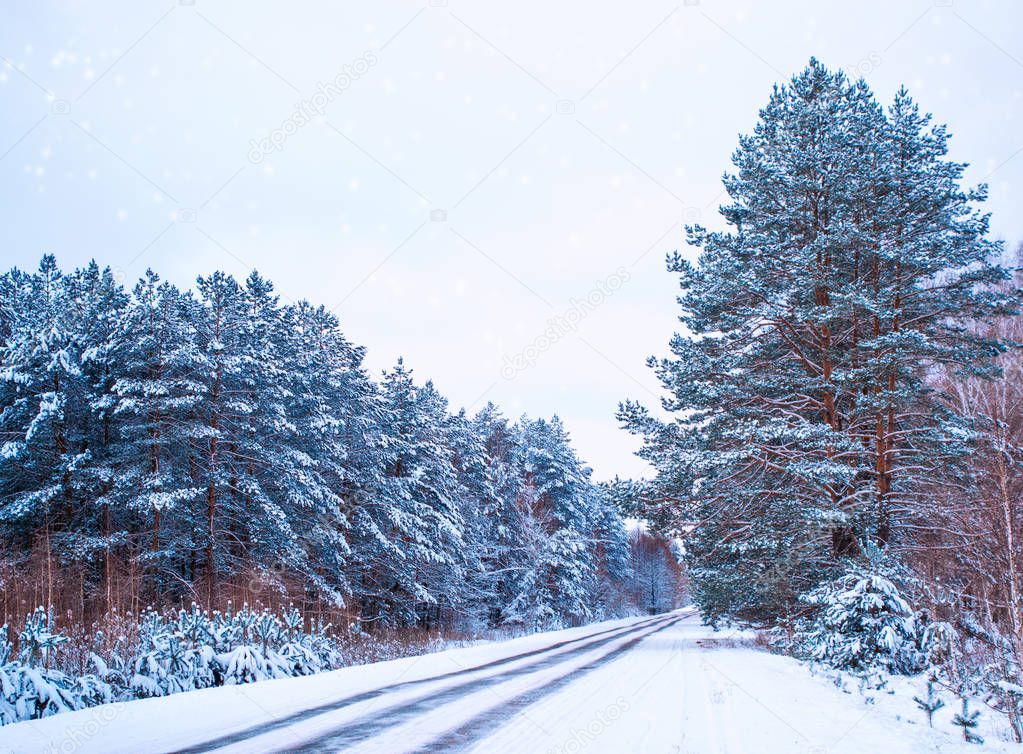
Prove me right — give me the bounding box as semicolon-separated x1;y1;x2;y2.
1;608;1015;753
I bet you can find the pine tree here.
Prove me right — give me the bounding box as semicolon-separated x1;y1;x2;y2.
801;569;923;674
505;416;602;627
620;59;1015;623
952;698;984;744
190;271;249;604
446;408;501;629
589;484;631;617
913;677;945;727
110;270;202;596
468;403;531;626
281;300;366;605
231;273;347;604
359;360;463;625
61;262;131;610
0;257;130;608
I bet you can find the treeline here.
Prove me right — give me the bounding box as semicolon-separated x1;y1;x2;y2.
621;59;1023;735
0;256;678;634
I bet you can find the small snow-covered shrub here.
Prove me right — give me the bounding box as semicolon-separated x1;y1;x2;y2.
127;603;344;695
798;570;925;675
952;697;985;744
913;677;946;726
0;601;499;728
0;609;113;725
0;662;80;723
130;608;217;698
919;619;959;671
89;635;131;698
218;645;277;685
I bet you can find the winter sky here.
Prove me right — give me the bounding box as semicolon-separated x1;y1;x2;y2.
2;0;1021;479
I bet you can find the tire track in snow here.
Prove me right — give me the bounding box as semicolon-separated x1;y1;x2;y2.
273;613;683;753
409;612;688;753
173;613;672;753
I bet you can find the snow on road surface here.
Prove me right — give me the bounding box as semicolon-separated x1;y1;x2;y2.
1;608;1014;753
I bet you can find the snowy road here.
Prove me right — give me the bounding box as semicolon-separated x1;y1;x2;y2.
2;608;1013;753
189;611;684;754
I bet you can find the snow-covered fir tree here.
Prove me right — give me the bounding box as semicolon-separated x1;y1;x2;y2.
620;59;1015;624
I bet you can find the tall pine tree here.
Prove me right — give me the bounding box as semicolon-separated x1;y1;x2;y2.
621;59;1014;624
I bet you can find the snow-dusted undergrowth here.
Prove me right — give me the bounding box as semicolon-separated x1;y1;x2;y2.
0;602;520;728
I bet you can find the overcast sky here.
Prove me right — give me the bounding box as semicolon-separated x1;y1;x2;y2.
2;0;1021;479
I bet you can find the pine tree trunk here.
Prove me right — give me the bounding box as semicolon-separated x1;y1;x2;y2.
206;388;220;607
103;502;112;614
